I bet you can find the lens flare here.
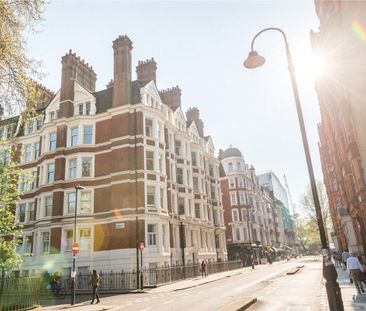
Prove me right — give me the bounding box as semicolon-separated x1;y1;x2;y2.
295;51;328;81
352;20;366;41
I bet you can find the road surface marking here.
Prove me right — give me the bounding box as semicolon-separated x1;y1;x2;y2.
141;307;153;311
162;300;174;305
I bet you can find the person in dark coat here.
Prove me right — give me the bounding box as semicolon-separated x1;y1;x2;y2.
200;260;207;278
90;270;100;304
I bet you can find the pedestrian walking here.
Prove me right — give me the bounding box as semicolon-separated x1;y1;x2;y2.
357;255;366;287
342;249;350;270
90;270;100;304
200;260;207;278
347;253;365;295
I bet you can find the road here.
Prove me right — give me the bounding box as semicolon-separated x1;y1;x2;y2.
42;257;324;311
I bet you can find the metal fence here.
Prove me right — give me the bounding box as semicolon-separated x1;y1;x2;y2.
0;260;243;308
59;260;242;292
0;276;42;311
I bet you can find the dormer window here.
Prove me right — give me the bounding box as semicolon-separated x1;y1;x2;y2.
85;102;90;115
26;122;34;135
50;111;56;121
78;102;91;116
36;118;43;130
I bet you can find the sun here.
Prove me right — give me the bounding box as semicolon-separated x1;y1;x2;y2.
294;51;329;83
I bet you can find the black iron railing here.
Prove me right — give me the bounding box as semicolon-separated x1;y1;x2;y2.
0;260;242;310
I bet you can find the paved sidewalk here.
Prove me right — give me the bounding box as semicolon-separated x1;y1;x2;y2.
321;266;366;311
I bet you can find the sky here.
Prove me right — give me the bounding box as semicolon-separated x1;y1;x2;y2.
27;0;323;212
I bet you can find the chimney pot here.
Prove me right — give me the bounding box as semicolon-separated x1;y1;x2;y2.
159;86;182;111
136;57;157;85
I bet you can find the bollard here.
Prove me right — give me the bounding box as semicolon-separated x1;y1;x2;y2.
323;256;344;311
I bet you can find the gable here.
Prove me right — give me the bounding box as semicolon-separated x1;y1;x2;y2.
174;106;186;123
45;90;61;113
74;81;96;104
141;80;162;105
189;121;200;136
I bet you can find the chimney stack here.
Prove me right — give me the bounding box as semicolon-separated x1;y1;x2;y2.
186;107;204;137
136;58;157;84
28;80;55;110
112;35;133;107
60;50;97;117
159;86;181;111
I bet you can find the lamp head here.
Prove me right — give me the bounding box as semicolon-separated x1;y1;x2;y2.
243;50;265;69
75;185;85;191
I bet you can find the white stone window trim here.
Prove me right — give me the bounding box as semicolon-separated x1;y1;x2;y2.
143;113;165;142
16;201;28;224
228;177;236;189
45;130;57;153
63;187;94;216
230;191;238;206
61;227;74;252
21;233;33;255
145;147;156;172
74;100;95;117
78;225;93;252
43;160;56;185
39;230;51;255
64;153;95;180
232;208;239;223
146;222;158;247
18;168;36;193
239;191;246;205
67;122;95;147
42;192;54;219
238;177;245;188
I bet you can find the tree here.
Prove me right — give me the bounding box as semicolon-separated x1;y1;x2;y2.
298;180;333;247
0;0;45;116
0;141;24;275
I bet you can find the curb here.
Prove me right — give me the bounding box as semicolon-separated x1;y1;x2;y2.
286;268;300;275
286;265;304;275
217;297;257;311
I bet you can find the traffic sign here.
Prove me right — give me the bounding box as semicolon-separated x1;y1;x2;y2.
139;241;145;252
72;242;80;254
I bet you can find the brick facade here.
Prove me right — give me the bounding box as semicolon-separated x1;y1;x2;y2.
2;35;227;274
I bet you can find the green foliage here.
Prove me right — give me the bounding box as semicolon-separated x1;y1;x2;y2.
0;0;45;116
297;180;333;250
0;141;23;271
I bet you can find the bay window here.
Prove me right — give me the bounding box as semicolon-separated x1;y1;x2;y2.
79;228;91;251
49;132;56;151
81;192;92;213
83;126;93;144
147;224;157;246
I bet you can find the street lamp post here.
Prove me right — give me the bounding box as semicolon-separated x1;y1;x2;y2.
70;185;85;305
243;27;343;310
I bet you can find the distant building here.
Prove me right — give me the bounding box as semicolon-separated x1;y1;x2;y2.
219;147;281;263
1;35;227;275
258;171;299;254
313;0;366;255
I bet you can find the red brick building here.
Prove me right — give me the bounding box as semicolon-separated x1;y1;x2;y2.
1;35;227;274
313;0;366;255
